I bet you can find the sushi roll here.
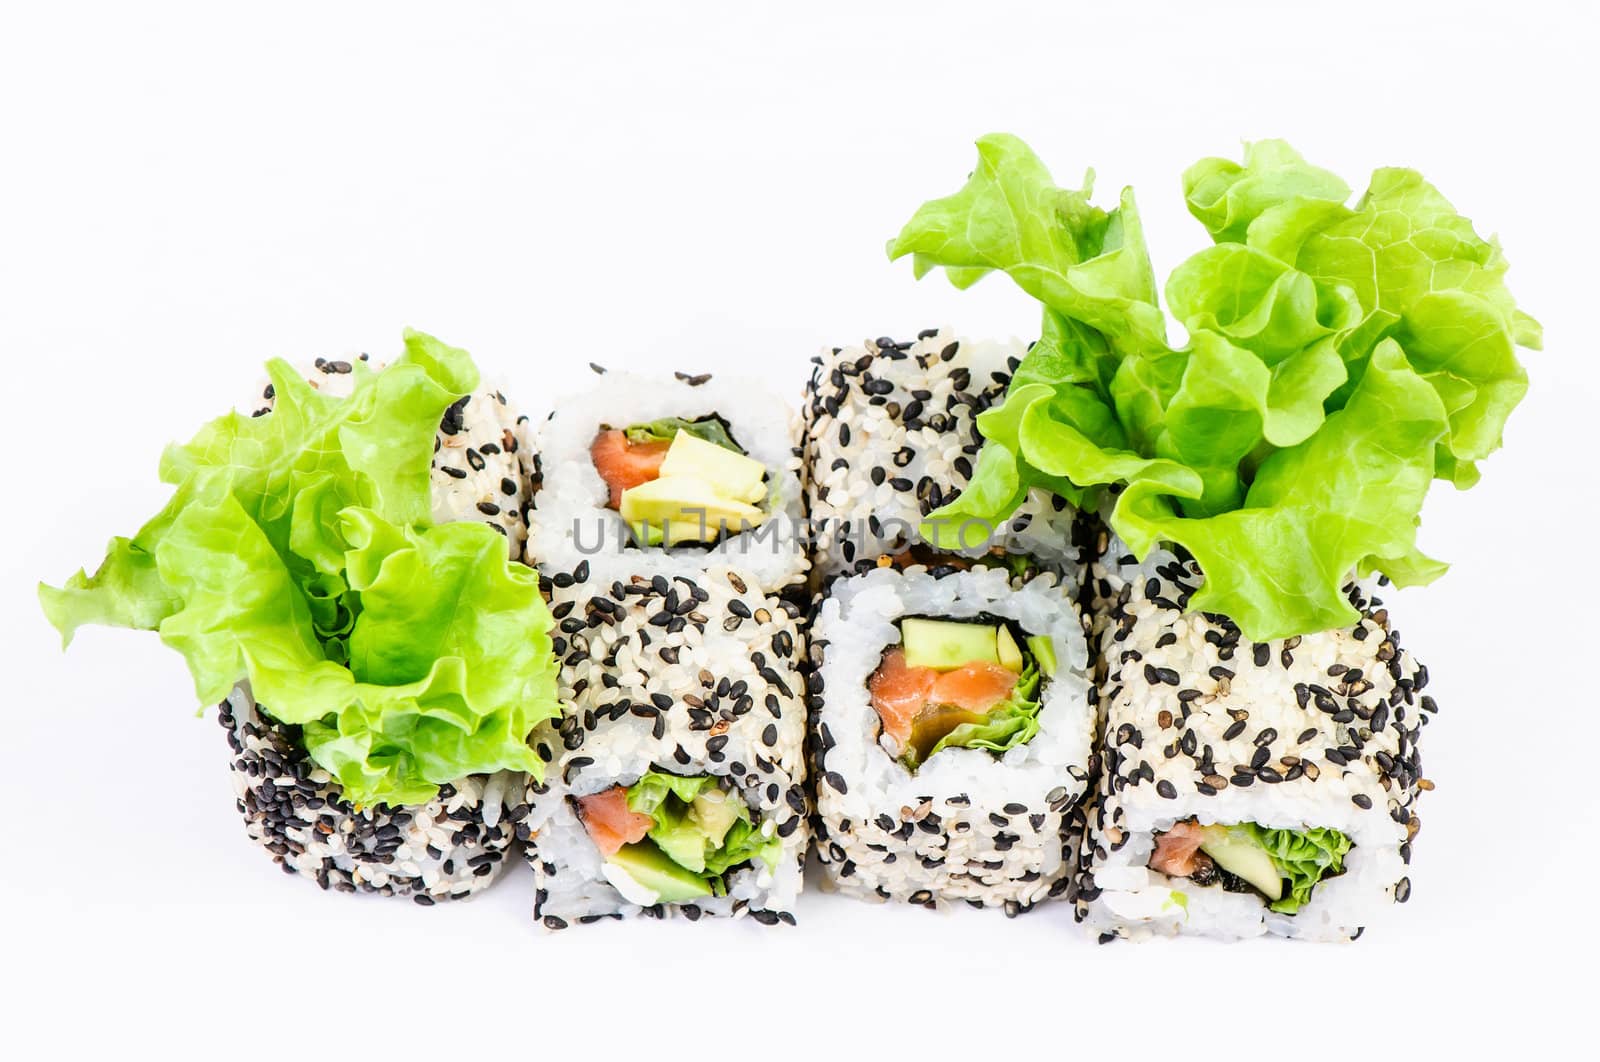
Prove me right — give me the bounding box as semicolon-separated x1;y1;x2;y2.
530;369;807;592
1074;539;1431;941
809;563;1093;912
512;563;809;927
41;332;566;902
800;331;1078;581
219;688;522;901
214;355;538;900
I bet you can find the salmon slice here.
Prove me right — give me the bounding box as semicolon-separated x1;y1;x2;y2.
868;648;936;748
576;787;654;856
869;651;1018;754
591;429;670;509
929;661;1018;714
1148;819;1208;878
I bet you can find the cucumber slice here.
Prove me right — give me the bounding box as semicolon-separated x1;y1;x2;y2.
1199;825;1284;902
1026;634;1057;676
901;618;998;671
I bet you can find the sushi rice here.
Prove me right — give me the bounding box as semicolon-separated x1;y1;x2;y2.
220;687;520;902
809;564;1093;912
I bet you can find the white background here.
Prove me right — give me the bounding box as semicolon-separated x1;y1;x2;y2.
2;2;1595;1057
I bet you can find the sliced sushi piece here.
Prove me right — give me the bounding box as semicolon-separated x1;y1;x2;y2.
41;332;564;902
810;563;1092;912
220;688;520;901
800;331;1078;582
1075;537;1432;941
531;370;807;591
512;563;809;927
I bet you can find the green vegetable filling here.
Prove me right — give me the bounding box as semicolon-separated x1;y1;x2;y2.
1244;824;1352;915
888;620;1053;771
889;135;1540;641
1176;821;1352;914
39;331;564;808
620;771;781;895
623;415;744;454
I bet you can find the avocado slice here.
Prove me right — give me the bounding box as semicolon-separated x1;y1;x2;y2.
658;431;767;504
1199;825;1283;902
688;789;741;848
603;840;713;905
901;618;998;671
996;626;1024;673
619;475;764;544
905;704;990;766
1027;634;1057;677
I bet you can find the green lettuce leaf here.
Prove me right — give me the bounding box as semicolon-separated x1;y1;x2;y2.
1247;165;1541;482
41;331;561;807
39;535;184;645
625;771;780;891
624;416;743;454
1182;139;1350;245
1243;823;1352;914
1114;341;1447;639
889;135;1170;551
892;135;1539;639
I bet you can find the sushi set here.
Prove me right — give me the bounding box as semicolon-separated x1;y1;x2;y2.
39;135;1538;941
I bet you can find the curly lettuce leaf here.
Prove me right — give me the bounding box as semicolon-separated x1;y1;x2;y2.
1246;165;1541;484
625;772;780;890
1182;139;1350;245
1115;342;1447;638
1243;824;1352;915
889;135;1166;550
892;135;1539;639
41;331;560;807
627;770;716;812
39;535;184;644
624;416;743;454
299;513;552;802
889;133;1167;380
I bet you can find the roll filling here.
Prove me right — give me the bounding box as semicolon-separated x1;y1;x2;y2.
577;773;782;905
591;416;770;546
868;617;1050;771
1147;819;1351;915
